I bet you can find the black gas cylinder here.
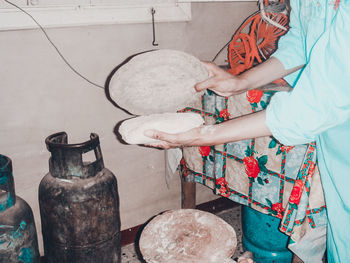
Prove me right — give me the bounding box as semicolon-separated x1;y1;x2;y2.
39;132;121;263
0;154;40;263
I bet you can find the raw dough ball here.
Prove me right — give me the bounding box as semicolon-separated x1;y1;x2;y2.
108;49;208;115
118;112;204;145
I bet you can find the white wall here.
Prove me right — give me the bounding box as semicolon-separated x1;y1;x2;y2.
0;2;257;254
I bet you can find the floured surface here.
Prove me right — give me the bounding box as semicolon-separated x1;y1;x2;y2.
118;113;204;145
108;49;208;115
139;209;237;263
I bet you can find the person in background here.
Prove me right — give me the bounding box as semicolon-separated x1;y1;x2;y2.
145;1;350;262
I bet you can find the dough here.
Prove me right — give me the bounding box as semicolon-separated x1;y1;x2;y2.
118;112;204;145
108;49;208;116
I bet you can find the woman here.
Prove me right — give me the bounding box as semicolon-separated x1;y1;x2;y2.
146;1;350;262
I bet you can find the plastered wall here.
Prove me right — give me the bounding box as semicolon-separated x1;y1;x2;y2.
0;2;257;254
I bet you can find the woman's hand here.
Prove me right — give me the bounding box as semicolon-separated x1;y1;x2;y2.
195;58;303;97
144;127;205;149
195;62;249;97
144;111;271;150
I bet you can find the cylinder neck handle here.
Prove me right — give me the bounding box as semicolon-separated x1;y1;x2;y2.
45;132;104;179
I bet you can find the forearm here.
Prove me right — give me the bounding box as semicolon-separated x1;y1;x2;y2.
195;111;271;146
146;111;272;148
239;57;304;91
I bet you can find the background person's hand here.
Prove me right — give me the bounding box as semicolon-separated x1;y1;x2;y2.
195;62;249;97
237;251;254;263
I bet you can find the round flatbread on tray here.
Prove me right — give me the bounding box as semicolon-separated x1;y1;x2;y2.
108;49;208;116
118;112;204;145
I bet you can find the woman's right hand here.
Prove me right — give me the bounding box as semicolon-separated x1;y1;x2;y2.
195;62;249;97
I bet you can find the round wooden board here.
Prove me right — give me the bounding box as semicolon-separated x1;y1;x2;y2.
139;209;237;263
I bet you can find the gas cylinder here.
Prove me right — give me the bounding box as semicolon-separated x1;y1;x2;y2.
0;154;40;263
39;132;121;263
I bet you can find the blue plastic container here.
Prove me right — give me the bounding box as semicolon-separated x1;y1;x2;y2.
242;206;292;263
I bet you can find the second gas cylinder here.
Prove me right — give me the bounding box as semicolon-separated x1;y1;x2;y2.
39;132;121;263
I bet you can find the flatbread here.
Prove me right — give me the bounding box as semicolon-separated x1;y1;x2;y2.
118;112;204;145
139;209;237;263
108;49;208;115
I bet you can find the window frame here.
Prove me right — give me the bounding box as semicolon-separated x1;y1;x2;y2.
0;0;255;31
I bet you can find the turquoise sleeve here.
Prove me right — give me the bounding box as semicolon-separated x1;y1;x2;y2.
271;0;305;86
266;3;350;145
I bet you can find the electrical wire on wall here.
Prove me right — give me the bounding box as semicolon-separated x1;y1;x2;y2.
3;0;105;90
3;0;284;86
3;0;238;86
211;38;232;63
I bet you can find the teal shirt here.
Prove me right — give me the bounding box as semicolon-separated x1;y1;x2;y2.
265;0;350;262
